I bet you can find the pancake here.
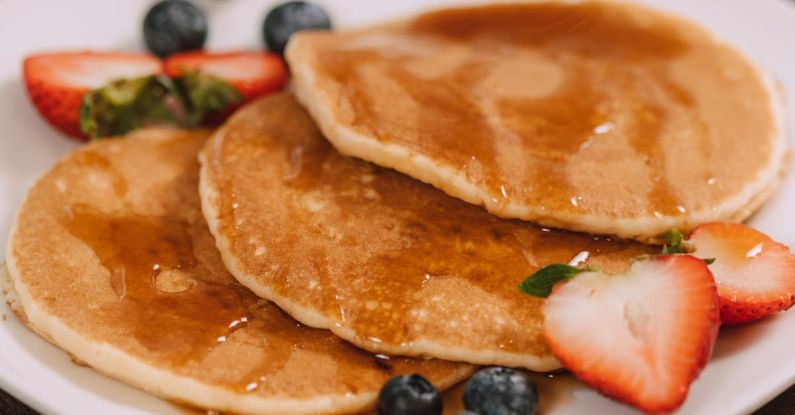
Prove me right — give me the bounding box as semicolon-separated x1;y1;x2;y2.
199;93;654;371
285;1;788;242
4;128;471;414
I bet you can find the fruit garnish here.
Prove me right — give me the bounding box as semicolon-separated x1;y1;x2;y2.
80;72;240;139
689;222;795;325
377;374;442;415
143;0;208;58
463;367;538;415
541;255;720;413
164;51;288;103
23;51;162;139
263;1;332;55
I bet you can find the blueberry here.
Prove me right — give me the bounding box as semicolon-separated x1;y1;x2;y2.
263;1;332;55
143;0;207;57
376;374;442;415
463;367;538;415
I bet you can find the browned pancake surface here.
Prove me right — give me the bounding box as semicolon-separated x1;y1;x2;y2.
200;94;654;370
287;1;786;240
6;128;470;414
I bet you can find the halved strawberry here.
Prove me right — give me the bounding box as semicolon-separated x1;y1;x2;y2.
23;51;162;139
164;51;287;101
543;255;720;413
689;222;795;325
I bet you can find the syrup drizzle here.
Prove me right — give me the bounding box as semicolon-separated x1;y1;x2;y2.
63;205;251;366
208;94;656;357
302;1;778;221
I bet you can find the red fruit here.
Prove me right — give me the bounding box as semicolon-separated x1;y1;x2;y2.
164;51;287;101
543;255;720;413
689;222;795;325
23;51;162;139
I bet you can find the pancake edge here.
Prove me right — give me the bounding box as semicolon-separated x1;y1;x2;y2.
285;11;790;243
2;132;472;415
198;131;562;372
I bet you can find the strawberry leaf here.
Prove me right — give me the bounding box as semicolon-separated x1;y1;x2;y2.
80;71;242;139
173;70;242;126
662;228;685;254
518;264;588;298
661;228;697;255
80;75;179;139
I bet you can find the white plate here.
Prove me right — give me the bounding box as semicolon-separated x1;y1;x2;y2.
1;1;794;414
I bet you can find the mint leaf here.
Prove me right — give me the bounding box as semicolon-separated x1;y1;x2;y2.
518;264;588;298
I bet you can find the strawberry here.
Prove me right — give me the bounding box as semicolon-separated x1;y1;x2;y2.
164;51;287;101
23;51;162;139
689;222;795;325
542;256;720;413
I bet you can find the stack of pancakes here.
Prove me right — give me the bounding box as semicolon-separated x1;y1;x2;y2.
4;2;786;414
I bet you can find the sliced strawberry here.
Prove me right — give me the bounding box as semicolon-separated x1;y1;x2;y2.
164;51;287;101
543;255;720;413
689;222;795;325
23;51;162;139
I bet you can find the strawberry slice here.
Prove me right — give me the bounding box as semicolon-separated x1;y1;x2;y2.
23;51;162;139
543;256;720;413
689;222;795;325
164;51;287;101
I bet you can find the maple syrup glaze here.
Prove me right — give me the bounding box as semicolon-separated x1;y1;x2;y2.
63;205;250;366
9;129;468;406
203;94;654;368
289;1;778;232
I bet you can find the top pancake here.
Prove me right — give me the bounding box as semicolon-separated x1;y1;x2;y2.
286;1;788;241
4;128;470;414
199;93;653;371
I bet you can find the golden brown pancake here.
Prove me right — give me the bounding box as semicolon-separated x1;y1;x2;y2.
286;1;788;241
4;128;471;414
200;93;654;371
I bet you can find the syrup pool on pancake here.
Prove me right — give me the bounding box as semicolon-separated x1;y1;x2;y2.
4;128;470;414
